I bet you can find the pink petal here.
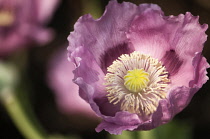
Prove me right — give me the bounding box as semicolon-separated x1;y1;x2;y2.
126;4;171;60
68;0;144;65
96;111;141;135
190;52;209;88
96;120;138;135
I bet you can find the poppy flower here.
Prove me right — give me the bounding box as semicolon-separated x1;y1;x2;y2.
67;0;209;135
0;0;59;56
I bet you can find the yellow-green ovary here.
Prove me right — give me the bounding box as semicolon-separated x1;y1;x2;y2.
124;69;150;93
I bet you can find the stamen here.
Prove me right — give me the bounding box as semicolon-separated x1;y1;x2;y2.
104;51;170;116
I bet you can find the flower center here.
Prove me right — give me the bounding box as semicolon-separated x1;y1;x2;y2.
104;51;170;115
124;69;149;93
0;10;14;26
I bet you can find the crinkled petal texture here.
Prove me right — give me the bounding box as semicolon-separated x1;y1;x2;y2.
68;0;209;135
0;0;59;57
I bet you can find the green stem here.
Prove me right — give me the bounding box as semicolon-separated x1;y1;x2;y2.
138;130;157;139
133;131;139;139
1;88;47;139
109;130;157;139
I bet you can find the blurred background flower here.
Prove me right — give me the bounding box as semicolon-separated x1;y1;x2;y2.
0;0;210;139
47;47;100;131
0;0;59;57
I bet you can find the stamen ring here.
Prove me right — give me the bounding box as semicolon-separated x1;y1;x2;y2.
104;51;170;115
